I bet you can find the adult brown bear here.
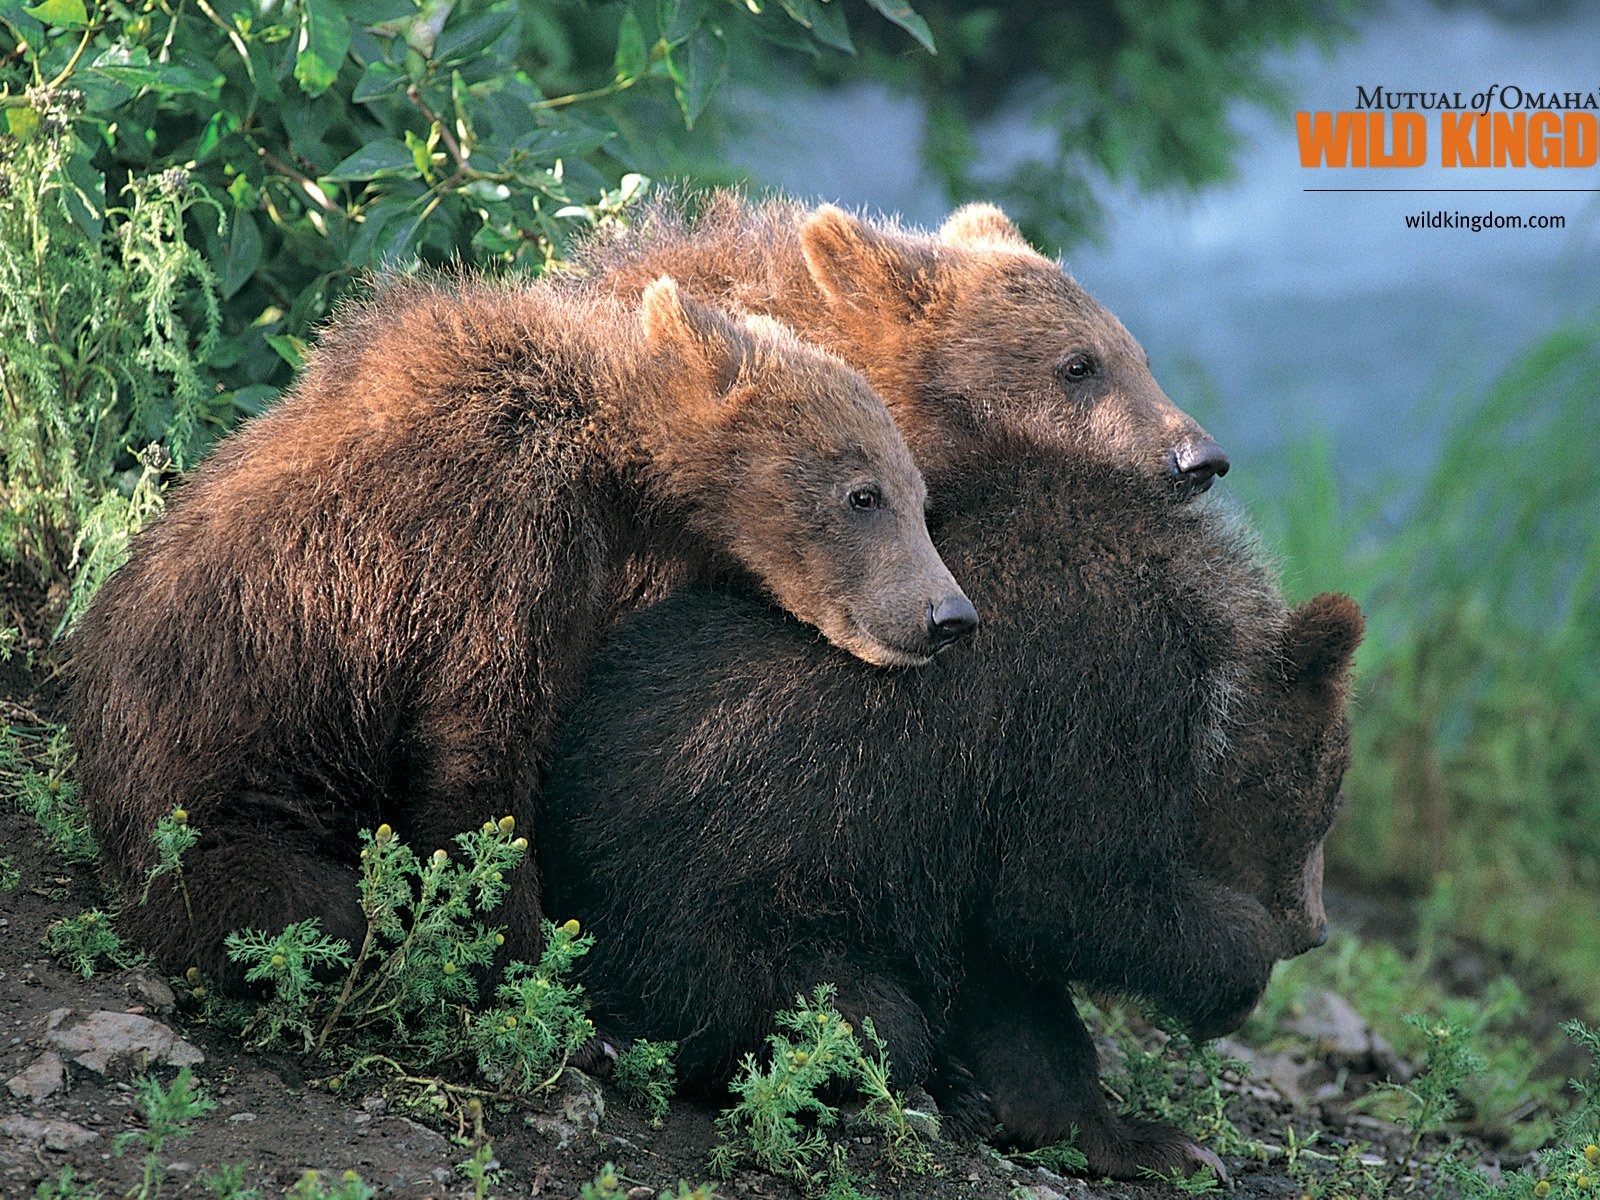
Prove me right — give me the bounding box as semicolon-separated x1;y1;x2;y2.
538;448;1361;1180
564;193;1230;494
68;275;972;983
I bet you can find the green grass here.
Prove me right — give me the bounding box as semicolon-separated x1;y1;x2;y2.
1231;317;1600;1019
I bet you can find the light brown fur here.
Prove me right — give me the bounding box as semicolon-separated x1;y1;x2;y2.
68;273;967;981
561;192;1224;491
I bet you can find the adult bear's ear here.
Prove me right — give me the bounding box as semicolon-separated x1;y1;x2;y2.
1282;592;1365;698
640;276;753;396
800;205;938;322
938;203;1029;250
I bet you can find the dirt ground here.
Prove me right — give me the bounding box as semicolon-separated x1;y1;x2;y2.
0;655;1536;1200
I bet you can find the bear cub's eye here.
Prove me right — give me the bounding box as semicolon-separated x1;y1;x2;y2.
848;485;882;511
1059;353;1097;382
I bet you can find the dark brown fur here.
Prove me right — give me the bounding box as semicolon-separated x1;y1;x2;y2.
561;192;1223;491
538;450;1361;1179
67;274;968;981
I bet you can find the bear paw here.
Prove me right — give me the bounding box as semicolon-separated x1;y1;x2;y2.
923;1057;998;1143
1079;1113;1229;1183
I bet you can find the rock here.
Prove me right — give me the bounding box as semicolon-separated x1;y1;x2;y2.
119;969;178;1014
40;1007;204;1077
0;1115;100;1151
524;1069;605;1152
1016;1187;1067;1200
1284;990;1413;1081
6;1050;65;1102
1216;1037;1307;1104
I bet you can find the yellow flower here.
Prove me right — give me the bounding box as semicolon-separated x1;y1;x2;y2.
270;953;286;969
375;823;393;844
1535;1181;1551;1197
512;836;529;851
481;820;495;834
498;815;516;834
504;1015;518;1029
171;808;188;825
494;933;505;946
432;848;449;866
1588;1146;1600;1166
561;918;581;937
443;961;457;975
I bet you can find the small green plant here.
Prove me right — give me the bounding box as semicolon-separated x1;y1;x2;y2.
1006;1134;1088;1175
113;1067;216;1200
1096;1003;1258;1160
44;908;135;977
1440;1021;1600;1200
226;917;353;1052
709;984;936;1192
464;915;595;1094
1153;1164;1225;1195
580;1165;625;1200
0;852;18;890
284;1170;374;1200
198;1164;262;1200
4;723;96;863
1285;1135;1389;1200
1378;1015;1485;1191
614;1038;679;1125
140;804;199;918
455;1100;500;1200
34;1164;104;1199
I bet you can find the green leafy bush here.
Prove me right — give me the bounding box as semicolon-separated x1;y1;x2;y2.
709;984;937;1191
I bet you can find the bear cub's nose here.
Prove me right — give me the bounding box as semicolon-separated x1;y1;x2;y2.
927;595;979;648
1171;437;1231;497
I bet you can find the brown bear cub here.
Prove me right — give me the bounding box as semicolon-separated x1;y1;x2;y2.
563;192;1229;495
68;274;973;983
538;449;1361;1180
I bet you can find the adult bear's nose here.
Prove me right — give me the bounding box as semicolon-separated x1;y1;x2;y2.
927;595;979;648
1171;437;1231;498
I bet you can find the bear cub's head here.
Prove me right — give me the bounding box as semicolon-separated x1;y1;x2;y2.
1200;592;1365;958
638;277;977;668
800;204;1228;497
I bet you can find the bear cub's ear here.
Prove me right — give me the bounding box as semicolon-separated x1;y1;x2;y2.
800;205;938;320
1282;592;1365;697
640;276;755;397
938;203;1029;250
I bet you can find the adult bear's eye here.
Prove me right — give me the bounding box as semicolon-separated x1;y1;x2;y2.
1059;353;1097;382
848;486;882;511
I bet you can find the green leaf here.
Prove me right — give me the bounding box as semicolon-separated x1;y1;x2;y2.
433;4;517;66
295;0;351;98
229;385;280;417
612;7;648;81
779;0;853;54
323;139;415;182
666;23;726;129
87;47;223;98
352;60;406;102
5;107;40;140
265;333;307;371
510;123;613;160
404;128;433;177
22;0;87;28
864;0;934;53
656;0;706;46
220;212;262;299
